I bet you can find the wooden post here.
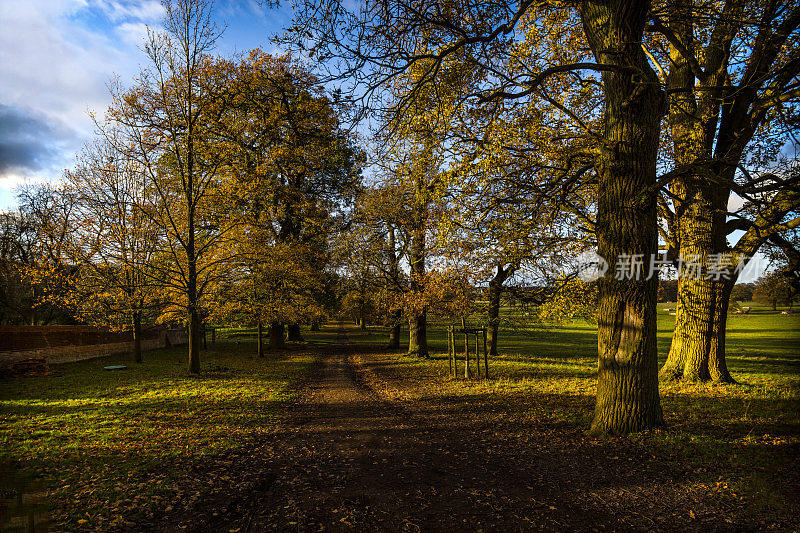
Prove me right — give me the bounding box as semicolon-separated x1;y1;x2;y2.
483;327;489;378
475;332;480;377
462;318;470;378
257;322;264;358
450;325;456;377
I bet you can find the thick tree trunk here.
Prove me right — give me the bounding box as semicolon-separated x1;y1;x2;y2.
386;228;403;350
388;309;402;349
270;321;285;349
708;280;734;382
661;276;714;381
408;311;428;358
186;223;200;373
287;323;303;341
660;194;736;383
661;275;736;382
659;0;741;384
580;0;665;434
132;312;143;364
487;264;513;357
360;315;367;330
186;73;201;375
257;321;264;358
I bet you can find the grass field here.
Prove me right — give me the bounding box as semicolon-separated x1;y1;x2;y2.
0;343;315;529
345;302;799;440
1;303;797;528
341;303;800;520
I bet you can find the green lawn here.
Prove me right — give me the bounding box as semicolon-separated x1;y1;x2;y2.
345;303;799;429
343;303;800;518
1;307;797;528
0;342;316;530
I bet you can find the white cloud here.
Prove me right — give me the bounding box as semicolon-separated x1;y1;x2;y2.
92;0;164;23
0;171;56;190
116;21;153;48
0;171;61;210
1;1;130;130
0;0;158;202
0;0;281;208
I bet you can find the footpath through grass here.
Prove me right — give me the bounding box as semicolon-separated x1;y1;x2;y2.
0;341;315;530
344;304;800;523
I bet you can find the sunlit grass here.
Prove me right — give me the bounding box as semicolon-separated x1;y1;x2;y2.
343;303;799;518
0;342;316;528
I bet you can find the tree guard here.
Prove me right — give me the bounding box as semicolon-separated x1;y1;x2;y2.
447;323;489;379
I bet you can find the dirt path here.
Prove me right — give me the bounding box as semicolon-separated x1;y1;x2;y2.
163;348;592;531
155;331;760;532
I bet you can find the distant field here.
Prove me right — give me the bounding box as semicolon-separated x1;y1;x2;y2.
341;303;800;424
341;301;799;363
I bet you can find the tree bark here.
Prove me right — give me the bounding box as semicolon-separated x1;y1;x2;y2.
186;189;201;373
661;274;736;382
579;0;665;434
388;309;402;349
708;279;734;382
661;276;714;381
386;227;403;350
408;311;428;358
257;321;264;358
188;307;201;374
132;311;143;364
487;264;513;357
185;43;201;375
287;323;303;341
270;321;285;349
407;182;428;358
657;0;800;384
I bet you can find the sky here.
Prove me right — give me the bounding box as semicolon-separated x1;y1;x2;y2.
0;0;773;282
0;0;290;208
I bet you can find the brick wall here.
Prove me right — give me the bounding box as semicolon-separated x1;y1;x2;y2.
0;326;188;368
0;325;144;351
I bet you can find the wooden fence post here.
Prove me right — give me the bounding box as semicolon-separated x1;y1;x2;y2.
462;317;470;378
483;327;489;378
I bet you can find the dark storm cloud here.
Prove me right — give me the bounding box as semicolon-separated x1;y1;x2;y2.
0;104;75;176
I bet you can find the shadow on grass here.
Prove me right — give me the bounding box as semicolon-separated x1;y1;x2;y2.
174;382;798;531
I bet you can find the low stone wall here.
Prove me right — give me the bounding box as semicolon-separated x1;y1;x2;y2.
0;326;188;370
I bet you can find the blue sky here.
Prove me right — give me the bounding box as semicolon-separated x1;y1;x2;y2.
0;0;291;208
